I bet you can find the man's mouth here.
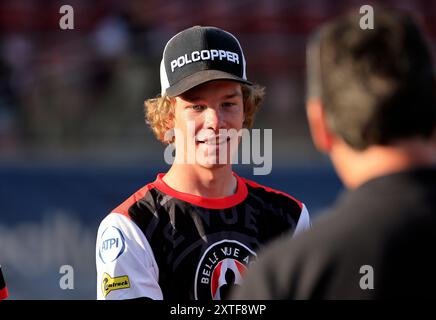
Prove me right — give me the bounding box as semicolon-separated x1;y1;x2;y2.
196;136;230;145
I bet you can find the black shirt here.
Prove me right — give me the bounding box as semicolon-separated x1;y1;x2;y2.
232;167;436;299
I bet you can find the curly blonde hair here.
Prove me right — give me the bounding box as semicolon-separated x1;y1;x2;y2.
144;83;265;143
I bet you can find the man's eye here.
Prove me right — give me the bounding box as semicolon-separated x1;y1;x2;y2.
191;105;206;111
222;102;236;108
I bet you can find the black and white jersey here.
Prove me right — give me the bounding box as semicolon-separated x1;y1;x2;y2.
96;172;310;300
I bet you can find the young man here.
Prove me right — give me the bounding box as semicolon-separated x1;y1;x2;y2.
232;8;436;299
96;26;310;300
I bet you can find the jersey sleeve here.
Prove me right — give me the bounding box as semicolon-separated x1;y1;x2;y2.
96;213;163;300
294;203;311;236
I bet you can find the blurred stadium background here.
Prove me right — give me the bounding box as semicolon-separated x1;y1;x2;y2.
0;0;434;299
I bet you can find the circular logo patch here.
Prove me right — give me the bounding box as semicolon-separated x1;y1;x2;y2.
194;240;256;300
99;226;126;264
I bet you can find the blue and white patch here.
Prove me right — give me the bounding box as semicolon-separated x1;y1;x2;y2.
99;226;126;264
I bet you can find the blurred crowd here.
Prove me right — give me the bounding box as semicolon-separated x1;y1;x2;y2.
0;0;435;161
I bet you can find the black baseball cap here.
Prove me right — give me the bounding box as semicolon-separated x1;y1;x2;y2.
160;26;252;97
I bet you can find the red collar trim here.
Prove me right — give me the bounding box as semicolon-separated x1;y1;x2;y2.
152;172;248;209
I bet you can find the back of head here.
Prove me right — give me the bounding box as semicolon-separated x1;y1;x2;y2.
307;7;436;150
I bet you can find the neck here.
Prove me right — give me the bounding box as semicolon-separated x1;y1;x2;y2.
162;164;237;198
331;138;436;189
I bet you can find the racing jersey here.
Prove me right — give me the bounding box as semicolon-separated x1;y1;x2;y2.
96;172;310;300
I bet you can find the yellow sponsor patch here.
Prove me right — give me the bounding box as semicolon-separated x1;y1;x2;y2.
102;273;130;297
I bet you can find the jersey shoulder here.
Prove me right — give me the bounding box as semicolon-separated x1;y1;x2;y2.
101;180;171;243
110;183;156;218
242;177;303;209
96;182;157;250
242;177;310;234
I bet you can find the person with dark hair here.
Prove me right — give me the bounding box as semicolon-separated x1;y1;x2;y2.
232;8;436;299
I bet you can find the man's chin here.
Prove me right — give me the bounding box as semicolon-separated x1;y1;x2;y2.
195;146;235;168
196;158;231;169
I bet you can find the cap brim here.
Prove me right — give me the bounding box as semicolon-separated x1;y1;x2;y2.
165;70;252;97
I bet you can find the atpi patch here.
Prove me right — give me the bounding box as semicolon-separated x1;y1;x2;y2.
99;226;126;264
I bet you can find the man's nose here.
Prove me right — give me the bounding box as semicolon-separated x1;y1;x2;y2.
204;108;222;130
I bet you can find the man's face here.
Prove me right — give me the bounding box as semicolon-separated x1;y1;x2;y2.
171;80;244;169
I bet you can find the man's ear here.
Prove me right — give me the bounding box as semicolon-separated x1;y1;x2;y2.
306;99;334;153
165;116;174;130
163;108;176;143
